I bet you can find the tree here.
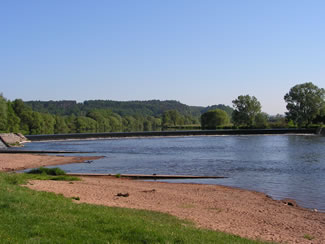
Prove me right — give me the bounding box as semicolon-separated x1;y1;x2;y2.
255;112;269;128
162;110;183;127
41;113;55;134
87;110;111;132
29;112;45;135
107;114;122;132
0;94;8;132
201;109;230;129
284;82;325;127
75;116;97;133
12;99;34;134
7;101;20;132
232;95;262;127
54;116;69;134
313;104;325;124
65;115;77;133
268;114;287;128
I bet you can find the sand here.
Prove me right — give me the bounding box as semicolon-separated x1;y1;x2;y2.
1;153;325;243
0;153;102;172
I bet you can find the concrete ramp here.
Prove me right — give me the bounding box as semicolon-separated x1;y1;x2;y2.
0;133;29;147
0;138;7;149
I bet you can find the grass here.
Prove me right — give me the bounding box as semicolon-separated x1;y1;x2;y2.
303;234;315;240
25;167;80;181
0;172;271;244
178;203;195;209
27;167;67;176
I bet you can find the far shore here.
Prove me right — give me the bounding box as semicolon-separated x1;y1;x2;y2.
1;153;325;243
25;128;319;142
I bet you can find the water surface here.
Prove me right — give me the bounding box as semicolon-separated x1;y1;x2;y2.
23;135;325;211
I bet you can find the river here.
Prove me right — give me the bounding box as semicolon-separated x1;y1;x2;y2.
22;134;325;211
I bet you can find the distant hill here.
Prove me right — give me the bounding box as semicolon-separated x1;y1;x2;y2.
25;100;233;118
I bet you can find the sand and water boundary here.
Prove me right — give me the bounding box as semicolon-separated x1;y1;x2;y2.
0;153;325;243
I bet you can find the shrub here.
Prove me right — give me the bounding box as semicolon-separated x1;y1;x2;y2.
27;167;66;176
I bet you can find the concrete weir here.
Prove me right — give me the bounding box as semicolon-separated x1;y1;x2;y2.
0;138;6;149
0;133;29;148
26;128;318;141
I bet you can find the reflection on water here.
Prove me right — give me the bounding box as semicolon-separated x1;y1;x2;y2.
22;135;325;211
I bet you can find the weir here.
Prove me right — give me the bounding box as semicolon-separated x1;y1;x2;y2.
316;127;325;135
0;138;7;149
25;128;318;141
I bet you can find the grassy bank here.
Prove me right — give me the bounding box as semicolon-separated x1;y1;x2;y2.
0;172;269;243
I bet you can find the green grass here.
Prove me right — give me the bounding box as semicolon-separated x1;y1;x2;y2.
25;167;80;181
303;234;315;240
27;167;67;176
0;172;270;244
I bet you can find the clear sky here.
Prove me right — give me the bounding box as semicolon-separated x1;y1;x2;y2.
1;0;325;115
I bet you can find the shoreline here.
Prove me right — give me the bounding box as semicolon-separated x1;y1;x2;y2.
0;153;103;172
27;175;325;244
1;153;325;243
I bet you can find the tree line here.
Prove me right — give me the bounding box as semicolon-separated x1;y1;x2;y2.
0;97;204;134
201;82;325;129
1;82;324;135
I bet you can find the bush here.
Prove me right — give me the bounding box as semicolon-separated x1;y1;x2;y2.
27;167;66;176
201;109;230;129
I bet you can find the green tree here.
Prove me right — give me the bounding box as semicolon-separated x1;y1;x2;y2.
0;94;8;132
30;112;45;135
7;101;20;132
75;116;97;133
107;114;123;132
41;113;55;134
232;95;262;127
65;115;78;133
143;119;152;131
268;114;287;128
201;109;230;129
313;104;325;124
255;112;269;128
87;110;111;132
122;116;137;131
12;99;34;134
54;116;70;134
162;110;183;127
284;82;325;127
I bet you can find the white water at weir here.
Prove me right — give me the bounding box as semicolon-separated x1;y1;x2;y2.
22;135;325;212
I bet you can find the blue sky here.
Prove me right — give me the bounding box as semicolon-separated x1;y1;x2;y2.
1;0;325;114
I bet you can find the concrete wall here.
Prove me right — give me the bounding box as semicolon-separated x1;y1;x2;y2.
0;133;29;147
0;138;7;148
316;127;325;135
26;128;317;141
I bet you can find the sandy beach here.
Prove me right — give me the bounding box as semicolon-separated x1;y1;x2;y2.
0;153;102;172
1;153;325;243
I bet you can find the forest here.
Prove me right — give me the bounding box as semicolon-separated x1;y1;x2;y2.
1;82;324;135
0;95;234;134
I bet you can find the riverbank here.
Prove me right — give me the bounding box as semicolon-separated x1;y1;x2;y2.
27;176;325;244
0;153;102;172
1;154;324;243
0;172;263;244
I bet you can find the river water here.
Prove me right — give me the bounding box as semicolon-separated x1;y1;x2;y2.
22;135;325;211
